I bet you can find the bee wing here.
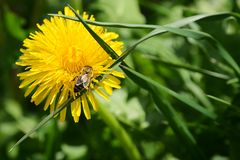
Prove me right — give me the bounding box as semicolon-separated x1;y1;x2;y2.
81;74;91;88
75;76;84;86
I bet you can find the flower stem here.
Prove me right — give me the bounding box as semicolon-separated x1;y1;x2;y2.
98;104;142;160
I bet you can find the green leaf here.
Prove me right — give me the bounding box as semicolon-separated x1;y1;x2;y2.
49;12;240;29
206;95;231;106
154;26;240;79
120;65;206;159
111;13;240;68
120;65;217;119
145;55;230;80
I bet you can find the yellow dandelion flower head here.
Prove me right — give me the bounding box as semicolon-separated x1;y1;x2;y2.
16;6;125;122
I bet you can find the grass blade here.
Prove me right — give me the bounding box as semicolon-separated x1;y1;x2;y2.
155;26;240;79
49;12;240;29
145;55;230;80
206;95;231;106
120;65;206;159
9;97;74;152
120;64;217;119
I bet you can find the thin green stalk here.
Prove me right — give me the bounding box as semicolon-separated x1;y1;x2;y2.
49;12;240;29
145;55;230;80
206;95;231;106
120;64;217;119
9;97;74;152
98;104;142;160
10;85;93;151
227;78;238;84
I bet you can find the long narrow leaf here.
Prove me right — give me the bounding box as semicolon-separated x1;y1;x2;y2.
145;55;230;80
116;26;240;79
206;95;231;106
120;65;217;119
49;12;240;29
9;97;74;152
120;65;206;159
156;26;240;78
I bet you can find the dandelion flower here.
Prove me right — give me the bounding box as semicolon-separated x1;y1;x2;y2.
16;6;125;122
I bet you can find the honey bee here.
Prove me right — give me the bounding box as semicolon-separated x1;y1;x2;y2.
74;66;93;92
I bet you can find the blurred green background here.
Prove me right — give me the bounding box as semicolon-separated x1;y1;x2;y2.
1;0;240;160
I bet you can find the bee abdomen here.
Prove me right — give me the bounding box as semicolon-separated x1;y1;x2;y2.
74;86;82;92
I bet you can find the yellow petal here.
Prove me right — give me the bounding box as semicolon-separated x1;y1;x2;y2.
50;98;56;113
106;75;121;84
71;98;81;123
33;86;52;105
103;83;113;95
71;98;81;116
73;116;79;123
32;84;48;99
95;88;109;101
57;86;68;106
102;80;121;89
24;84;36;97
44;86;59;110
81;94;91;120
60;107;67;122
111;71;125;78
87;91;98;111
19;78;36;88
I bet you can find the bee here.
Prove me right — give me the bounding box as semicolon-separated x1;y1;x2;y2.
74;66;93;92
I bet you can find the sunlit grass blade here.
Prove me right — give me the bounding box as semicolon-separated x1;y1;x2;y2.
156;26;240;78
112;20;240;69
111;28;168;67
145;55;230;80
48;14;160;29
9;97;74;152
120;64;216;119
49;12;240;29
191;40;235;75
227;78;239;84
120;65;206;159
206;95;231;106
